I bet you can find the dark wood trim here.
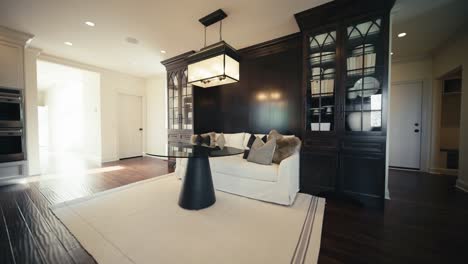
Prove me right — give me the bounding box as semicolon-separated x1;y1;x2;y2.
294;0;395;31
238;33;301;59
161;51;195;71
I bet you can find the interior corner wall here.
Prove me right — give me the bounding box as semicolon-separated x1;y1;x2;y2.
432;30;468;189
390;57;433;172
37;54;146;163
145;75;167;157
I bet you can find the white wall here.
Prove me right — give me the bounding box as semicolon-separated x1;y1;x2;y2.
390;57;433;171
99;70;146;161
145;75;167;157
24;48;41;175
431;30;468;191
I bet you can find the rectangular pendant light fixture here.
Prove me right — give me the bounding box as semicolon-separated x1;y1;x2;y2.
187;9;240;88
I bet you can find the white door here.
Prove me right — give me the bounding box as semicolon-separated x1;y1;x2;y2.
389;81;422;169
118;94;143;159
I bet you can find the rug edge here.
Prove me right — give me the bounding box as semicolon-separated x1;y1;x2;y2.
50;173;176;210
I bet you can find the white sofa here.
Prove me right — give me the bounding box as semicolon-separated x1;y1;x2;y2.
175;132;300;206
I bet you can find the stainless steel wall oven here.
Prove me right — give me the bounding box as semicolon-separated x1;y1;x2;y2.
0;87;25;163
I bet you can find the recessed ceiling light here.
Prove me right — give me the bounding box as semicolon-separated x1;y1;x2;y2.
391;52;394;55
64;42;73;46
397;32;407;38
125;37;139;44
160;50;167;54
85;21;95;27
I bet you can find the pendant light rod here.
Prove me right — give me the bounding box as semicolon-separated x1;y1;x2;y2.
219;20;222;41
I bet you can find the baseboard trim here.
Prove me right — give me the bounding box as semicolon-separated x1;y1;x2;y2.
456;180;468;193
101;156;119;163
143;153;168;161
429;168;458;176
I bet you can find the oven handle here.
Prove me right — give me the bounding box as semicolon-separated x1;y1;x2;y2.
0;96;21;103
0;129;23;136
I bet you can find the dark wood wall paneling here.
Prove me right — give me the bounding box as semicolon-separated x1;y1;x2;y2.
193;34;303;136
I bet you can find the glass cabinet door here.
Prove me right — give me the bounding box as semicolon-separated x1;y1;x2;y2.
181;69;193;130
168;72;179;130
306;30;337;132
344;18;383;132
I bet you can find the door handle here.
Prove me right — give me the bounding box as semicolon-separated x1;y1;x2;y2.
139;128;143;131
414;123;419;127
414;129;420;133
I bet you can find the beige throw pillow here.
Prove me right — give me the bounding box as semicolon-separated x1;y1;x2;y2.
247;137;276;165
217;133;226;148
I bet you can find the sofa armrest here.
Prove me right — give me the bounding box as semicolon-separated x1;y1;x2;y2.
278;152;300;200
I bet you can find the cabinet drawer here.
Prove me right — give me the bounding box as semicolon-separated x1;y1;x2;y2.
303;137;338;150
341;140;385;154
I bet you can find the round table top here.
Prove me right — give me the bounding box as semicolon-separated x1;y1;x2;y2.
146;143;244;158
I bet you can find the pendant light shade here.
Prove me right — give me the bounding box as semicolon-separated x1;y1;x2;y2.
187;41;240;88
187;9;240;88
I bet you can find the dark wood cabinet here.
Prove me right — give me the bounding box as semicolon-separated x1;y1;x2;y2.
162;51;195;166
296;0;394;207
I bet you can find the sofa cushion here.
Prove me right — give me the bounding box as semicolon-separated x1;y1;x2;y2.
210;155;279;182
272;136;302;164
217;133;245;149
244;134;269;149
247;137;276;165
217;133;226;148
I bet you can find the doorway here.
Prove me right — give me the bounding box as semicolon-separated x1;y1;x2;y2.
437;69;462;173
36;60;101;174
389;81;423;170
118;94;143;159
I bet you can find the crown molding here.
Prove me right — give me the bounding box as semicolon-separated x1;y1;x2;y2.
25;46;42;56
391;53;432;64
0;25;34;46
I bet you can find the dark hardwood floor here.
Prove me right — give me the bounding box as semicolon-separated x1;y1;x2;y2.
0;157;173;264
320;169;468;264
1;158;467;263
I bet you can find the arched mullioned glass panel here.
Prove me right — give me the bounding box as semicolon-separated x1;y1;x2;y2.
306;29;337;132
173;73;179;86
347;19;381;40
344;18;383;132
309;31;336;50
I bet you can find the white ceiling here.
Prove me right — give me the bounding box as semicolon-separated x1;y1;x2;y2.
2;0;466;77
0;0;330;77
391;0;468;59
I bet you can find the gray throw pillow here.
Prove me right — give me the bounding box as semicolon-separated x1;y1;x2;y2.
247;137;276;165
217;133;226;148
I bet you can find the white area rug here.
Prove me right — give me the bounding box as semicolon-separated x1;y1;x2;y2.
51;174;325;264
